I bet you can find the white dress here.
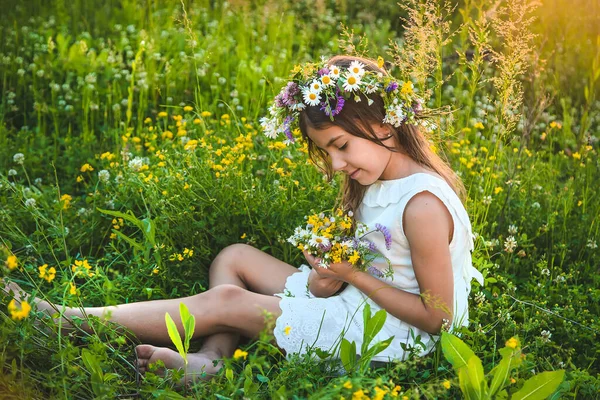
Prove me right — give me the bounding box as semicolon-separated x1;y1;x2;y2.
273;173;484;362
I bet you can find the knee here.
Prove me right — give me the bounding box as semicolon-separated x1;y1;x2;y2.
211;243;252;272
210;284;245;304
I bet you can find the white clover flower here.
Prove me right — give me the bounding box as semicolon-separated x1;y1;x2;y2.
532;202;541;209
128;157;146;172
587;239;598;249
105;199;115;209
541;268;550;276
13;153;24;164
8;169;17;176
504;236;517;253
25;198;36;208
98;169;110;183
508;224;518;235
474;291;485;305
34;178;42;185
540;330;552;343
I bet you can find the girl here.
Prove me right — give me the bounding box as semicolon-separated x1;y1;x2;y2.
4;55;483;382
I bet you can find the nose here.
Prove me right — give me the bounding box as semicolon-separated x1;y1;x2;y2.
330;153;347;172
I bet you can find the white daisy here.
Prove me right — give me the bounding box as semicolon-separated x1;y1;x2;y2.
320;74;334;87
364;82;379;94
260;116;278;139
309;235;330;248
309;80;323;93
329;65;341;79
342;73;361;92
302;88;321;106
348;61;366;77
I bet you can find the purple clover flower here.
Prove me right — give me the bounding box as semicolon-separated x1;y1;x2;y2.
367;241;378;252
385;82;399;93
412;100;423;114
276;82;300;109
320;91;345;117
317;67;330;76
283;115;295;143
375;223;392;250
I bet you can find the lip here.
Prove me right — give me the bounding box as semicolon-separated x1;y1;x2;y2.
350;169;360;179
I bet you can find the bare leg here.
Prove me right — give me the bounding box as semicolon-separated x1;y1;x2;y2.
137;244;300;379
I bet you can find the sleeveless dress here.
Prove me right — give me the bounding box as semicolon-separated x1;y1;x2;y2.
273;173;484;362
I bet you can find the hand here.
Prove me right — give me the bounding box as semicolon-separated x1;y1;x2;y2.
303;250;356;283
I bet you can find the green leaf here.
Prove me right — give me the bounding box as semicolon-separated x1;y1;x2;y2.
179;303;195;354
441;332;476;370
111;230;144;252
340;338;357;372
489;348;521;396
165;312;186;362
362;309;387;354
458;366;478;400
465;355;487;399
512;370;565;400
97;208;144;231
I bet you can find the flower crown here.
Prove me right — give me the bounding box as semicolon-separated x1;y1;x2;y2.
260;56;434;144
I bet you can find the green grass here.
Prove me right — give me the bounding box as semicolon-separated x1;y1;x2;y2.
0;0;598;398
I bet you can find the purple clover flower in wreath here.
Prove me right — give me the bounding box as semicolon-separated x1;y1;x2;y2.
283;115;295;143
385;82;399;93
375;223;392;250
320;90;345;118
317;67;330;76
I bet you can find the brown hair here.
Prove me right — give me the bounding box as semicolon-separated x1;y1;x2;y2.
298;55;465;213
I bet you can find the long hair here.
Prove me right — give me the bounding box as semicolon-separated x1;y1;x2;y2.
298;55;466;213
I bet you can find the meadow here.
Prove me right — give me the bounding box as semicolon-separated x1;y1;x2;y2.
0;0;598;398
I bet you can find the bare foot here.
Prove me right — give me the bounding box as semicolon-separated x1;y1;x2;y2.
135;344;223;385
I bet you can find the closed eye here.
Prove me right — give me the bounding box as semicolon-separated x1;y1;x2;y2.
338;143;348;150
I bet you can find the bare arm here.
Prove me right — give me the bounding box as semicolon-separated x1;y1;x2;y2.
342;192;455;334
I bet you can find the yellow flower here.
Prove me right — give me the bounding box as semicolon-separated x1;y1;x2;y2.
8;299;31;321
152;268;159;274
400;81;413;95
76;175;84;183
183;106;193;112
201;111;212;118
549;121;562;129
510;377;516;384
343;380;353;389
443;380;451;389
352;389;366;400
221;114;230;120
233;349;248;360
505;337;519;349
193;118;201;124
373;386;387;400
158;111;168;118
494;187;503;195
241;233;247;239
572;152;581;160
377;56;385;68
69;282;77;295
284;325;292;335
60;194;73;209
39;264;56;283
348;251;360;265
80;163;94;173
474;122;485;129
5;254;18;270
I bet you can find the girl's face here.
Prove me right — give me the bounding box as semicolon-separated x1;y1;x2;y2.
306;123;399;185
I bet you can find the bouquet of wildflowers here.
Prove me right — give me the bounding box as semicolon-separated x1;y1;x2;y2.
287;208;394;279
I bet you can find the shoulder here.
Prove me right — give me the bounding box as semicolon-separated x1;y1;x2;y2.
402;191;454;242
